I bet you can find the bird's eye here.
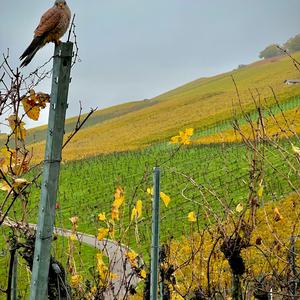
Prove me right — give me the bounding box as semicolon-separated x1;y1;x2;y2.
64;1;66;4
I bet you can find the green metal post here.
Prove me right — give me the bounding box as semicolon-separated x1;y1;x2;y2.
150;167;160;300
29;42;73;300
12;254;17;300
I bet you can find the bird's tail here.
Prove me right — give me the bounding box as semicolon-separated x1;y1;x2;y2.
20;35;44;67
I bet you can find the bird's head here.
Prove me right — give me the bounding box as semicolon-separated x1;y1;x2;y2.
55;0;67;9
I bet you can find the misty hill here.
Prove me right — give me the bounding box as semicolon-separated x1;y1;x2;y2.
5;52;300;161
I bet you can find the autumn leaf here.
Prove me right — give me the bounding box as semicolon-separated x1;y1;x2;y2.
0;147;14;176
6;115;26;140
111;207;119;221
257;181;264;199
160;192;171;207
0;181;11;192
185;128;194;136
136;199;142;217
113;196;124;209
131;207;137;221
98;212;106;221
126;251;138;261
97;228;109;241
22;90;50;121
126;251;138;267
170;135;180;144
131;200;143;221
22;97;40;120
235;203;244;213
140;269;147;279
188;211;197;222
70;234;76;241
170;128;194;145
70;274;82;287
12;178;31;190
146;187;153;195
273;207;283;222
291;143;300;155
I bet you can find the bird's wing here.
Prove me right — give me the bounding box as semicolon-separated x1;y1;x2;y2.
34;6;62;37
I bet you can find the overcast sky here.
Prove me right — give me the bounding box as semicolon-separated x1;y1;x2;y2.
1;0;300;129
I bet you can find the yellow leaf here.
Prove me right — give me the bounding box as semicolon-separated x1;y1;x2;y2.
235;203;244;213
12;178;31;190
0;181;11;192
113;196;124;209
274;207;283;222
0;147;14;176
291;143;300;155
136;199;143;218
22;97;40;121
170;135;180;144
188;211;197;222
98;212;106;221
146;187;153;195
70;234;76;241
70;274;82;287
114;185;124;200
111;207;119;221
185;128;194;137
160;192;170;207
257;182;263;199
126;251;138;260
131;207;137;221
97;228;109;241
91;286;97;294
140;269;147;279
170;128;194;145
6;115;26;140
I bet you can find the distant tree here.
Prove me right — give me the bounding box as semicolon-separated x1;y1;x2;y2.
259;44;282;59
284;34;300;53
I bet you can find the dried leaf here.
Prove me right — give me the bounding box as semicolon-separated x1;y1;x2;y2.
6;115;26;140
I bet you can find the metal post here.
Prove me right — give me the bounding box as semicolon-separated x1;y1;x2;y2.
30;42;73;300
150;167;160;300
12;254;17;300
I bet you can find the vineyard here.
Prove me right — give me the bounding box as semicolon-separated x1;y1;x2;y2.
0;46;300;299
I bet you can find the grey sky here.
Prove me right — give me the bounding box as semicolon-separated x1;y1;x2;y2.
1;0;300;128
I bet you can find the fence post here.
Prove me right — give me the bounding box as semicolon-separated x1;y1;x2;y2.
12;254;17;300
150;167;160;300
29;42;73;300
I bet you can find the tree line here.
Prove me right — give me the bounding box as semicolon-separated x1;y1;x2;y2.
259;33;300;59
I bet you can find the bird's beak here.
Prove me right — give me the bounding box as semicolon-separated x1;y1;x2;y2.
59;3;64;8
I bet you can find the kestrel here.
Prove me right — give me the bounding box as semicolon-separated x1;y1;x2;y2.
20;0;71;67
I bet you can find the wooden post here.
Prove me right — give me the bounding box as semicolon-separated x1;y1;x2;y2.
29;42;73;300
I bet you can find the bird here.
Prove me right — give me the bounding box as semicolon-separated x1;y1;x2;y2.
20;0;71;67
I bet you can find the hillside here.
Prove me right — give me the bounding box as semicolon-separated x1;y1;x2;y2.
10;52;300;161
